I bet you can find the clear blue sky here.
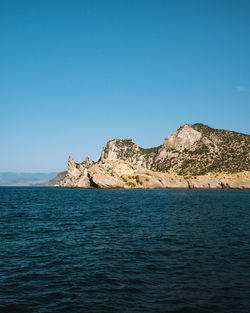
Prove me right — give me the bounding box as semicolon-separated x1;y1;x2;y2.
0;0;249;172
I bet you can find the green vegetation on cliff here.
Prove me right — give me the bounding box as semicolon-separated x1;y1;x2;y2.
101;124;249;176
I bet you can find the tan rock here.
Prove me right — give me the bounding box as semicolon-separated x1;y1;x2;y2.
88;163;125;188
163;124;201;152
49;123;250;189
56;157;250;189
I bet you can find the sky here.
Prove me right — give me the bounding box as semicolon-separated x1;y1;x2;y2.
0;0;249;172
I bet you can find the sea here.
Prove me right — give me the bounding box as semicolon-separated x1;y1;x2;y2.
0;187;249;313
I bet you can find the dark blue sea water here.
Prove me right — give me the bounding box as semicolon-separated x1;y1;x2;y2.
0;187;250;313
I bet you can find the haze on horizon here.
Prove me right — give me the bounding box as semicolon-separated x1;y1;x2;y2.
0;0;249;172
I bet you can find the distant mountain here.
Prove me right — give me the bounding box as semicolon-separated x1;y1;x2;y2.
49;123;250;189
0;172;58;186
46;171;67;186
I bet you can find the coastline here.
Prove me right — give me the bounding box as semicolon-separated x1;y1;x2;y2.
48;159;250;190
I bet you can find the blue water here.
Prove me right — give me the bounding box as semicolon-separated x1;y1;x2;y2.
0;187;250;313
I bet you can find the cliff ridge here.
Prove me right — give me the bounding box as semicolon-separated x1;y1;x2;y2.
49;123;250;189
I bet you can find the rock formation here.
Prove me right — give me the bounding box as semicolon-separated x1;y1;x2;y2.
48;123;250;189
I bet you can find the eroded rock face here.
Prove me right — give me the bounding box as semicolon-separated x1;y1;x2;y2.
98;123;250;176
67;156;81;178
54;158;250;189
59;156;94;188
85;156;93;167
185;172;250;189
100;138;145;165
49;123;250;189
99;125;202;169
163;124;201;151
88;163;125;189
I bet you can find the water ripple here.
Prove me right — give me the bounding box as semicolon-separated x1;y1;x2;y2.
0;187;250;313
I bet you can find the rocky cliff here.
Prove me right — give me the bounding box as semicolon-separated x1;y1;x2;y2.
50;123;250;189
100;123;250;175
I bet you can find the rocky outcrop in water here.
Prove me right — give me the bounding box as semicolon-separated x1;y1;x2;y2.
52;157;250;189
49;123;250;189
